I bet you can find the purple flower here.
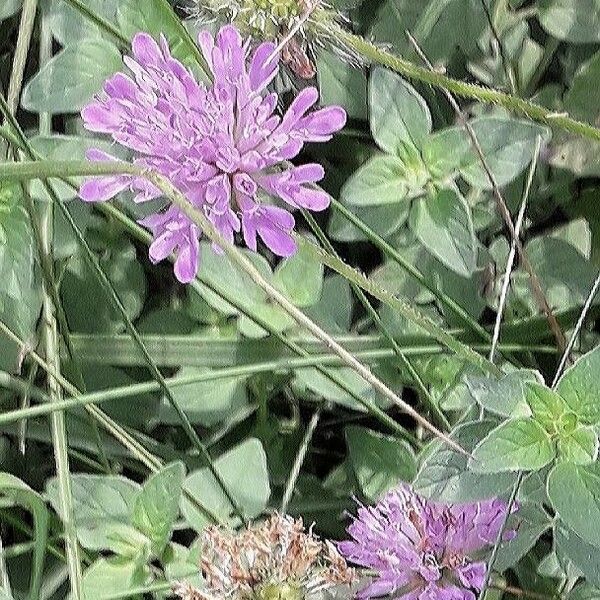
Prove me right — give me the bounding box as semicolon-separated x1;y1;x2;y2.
338;484;517;600
79;26;346;283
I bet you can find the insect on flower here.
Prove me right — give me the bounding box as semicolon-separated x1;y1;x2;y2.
78;24;346;283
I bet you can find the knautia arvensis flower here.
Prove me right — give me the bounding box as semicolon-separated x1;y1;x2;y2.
338;484;518;600
78;24;346;283
193;0;357;79
173;512;356;599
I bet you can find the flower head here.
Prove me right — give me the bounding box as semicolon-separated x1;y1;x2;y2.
173;513;355;599
79;25;346;282
338;484;518;600
194;0;357;79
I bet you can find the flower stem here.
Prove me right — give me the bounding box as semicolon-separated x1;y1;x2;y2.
329;25;600;142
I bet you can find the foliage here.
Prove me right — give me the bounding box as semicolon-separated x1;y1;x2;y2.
0;0;600;598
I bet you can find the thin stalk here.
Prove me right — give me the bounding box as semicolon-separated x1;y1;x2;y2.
330;198;491;343
5;0;37;129
407;32;566;354
0;534;11;597
0;320;222;525
0;341;560;427
489;139;540;364
281;409;321;513
551;270;600;387
303;210;449;431
326;24;600;142
146;171;466;455
39;156;83;600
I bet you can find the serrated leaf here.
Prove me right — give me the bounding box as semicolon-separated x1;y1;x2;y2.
345;426;416;501
548;462;600;548
525;383;572;432
369;68;431;154
414;420;517;502
556;345;600;425
46;474;141;552
21;39;122;114
466;369;539;419
181;438;270;531
341;154;410;207
469;418;555;473
557;426;599;465
132;462;185;555
410;188;477;277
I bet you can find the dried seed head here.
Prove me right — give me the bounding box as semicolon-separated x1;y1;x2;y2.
191;0;360;79
174;513;355;600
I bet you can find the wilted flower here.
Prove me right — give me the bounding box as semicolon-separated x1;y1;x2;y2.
173;513;355;599
194;0;356;79
79;24;346;283
338;484;517;600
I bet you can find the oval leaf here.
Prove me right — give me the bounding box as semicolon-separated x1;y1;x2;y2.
469;418;555;473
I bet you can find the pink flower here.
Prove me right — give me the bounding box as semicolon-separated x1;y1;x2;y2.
338;484;518;600
79;26;346;283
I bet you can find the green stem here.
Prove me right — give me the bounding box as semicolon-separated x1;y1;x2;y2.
331;25;600;142
39;154;83;600
146;171;465;454
59;0;128;47
330;198;491;343
303;210;450;431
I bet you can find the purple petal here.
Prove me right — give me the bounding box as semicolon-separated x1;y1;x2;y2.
81;102;121;133
297;106;347;141
249;41;279;91
131;32;163;67
173;230;200;283
456;562;486;591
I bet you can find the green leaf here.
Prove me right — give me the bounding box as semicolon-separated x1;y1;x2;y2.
409;188;477;277
0;181;41;372
414;420;518;502
274;238;324;307
21;39;122;114
132;462;185;555
494;503;552;572
46;474;142;553
158;367;249;427
117;0;206;76
466;369;540;419
341;154;410;207
0;0;21;20
317;50;367;120
469;418;555;473
538;0;600;43
557;426;599;465
556;346;600;425
61;240;147;334
44;0;119;45
181;438;270;530
345;426;416;501
557;525;600;586
525;383;572;432
548;462;600;548
328;201;409;241
369;68;431;154
81;557;152;600
426;118;547;188
195;242;292;336
0;472;49;600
